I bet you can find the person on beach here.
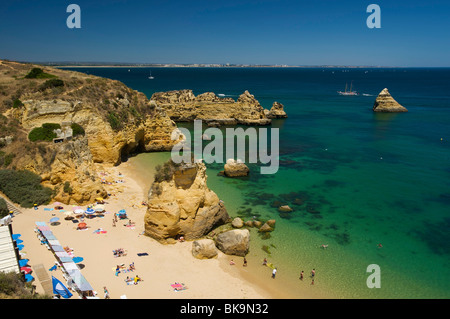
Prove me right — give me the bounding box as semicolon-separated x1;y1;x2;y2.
229;259;235;265
112;218;116;227
311;269;315;278
272;268;277;279
104;286;110;299
243;258;247;267
262;258;267;266
299;270;304;281
134;275;142;285
311;279;315;285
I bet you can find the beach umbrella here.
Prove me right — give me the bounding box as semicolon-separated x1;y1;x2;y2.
78;222;87;229
19;259;29;267
25;274;34;282
17;244;24;251
53;202;62;206
12;234;21;240
15;239;24;244
119;209;126;214
50;217;60;223
95;197;104;202
74;209;84;215
85;208;95;214
72;257;84;264
21;266;32;274
94;205;105;212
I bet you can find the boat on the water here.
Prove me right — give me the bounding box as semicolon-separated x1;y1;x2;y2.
338;81;358;96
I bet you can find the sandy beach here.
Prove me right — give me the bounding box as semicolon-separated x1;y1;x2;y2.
10;161;311;300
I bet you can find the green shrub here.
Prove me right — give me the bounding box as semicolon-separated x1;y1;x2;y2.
24;68;56;79
0;198;8;218
0;169;52;208
63;181;73;194
12;99;23;109
153;159;182;183
0;271;51;299
28;123;61;142
71;123;85;137
108;112;121;130
39;79;64;91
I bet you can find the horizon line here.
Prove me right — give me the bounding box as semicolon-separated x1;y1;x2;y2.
2;59;450;68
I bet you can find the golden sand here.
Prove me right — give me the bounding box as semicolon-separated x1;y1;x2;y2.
11;161;319;299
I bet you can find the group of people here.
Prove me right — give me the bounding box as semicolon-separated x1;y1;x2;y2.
299;269;316;285
124;275;143;285
113;248;127;257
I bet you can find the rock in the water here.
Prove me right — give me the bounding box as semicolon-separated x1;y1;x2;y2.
231;217;244;228
215;229;250;256
373;88;408;112
278;205;293;212
265;101;288;119
192;239;218;259
258;223;273;233
224;159;249;177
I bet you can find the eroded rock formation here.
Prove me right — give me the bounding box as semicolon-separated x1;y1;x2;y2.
373;88;408;112
265;101;288;119
144;161;230;243
150;90;273;126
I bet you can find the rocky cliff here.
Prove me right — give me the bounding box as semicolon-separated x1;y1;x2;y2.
0;60;182;205
150;89;273;126
373;88;408;112
144;161;230;243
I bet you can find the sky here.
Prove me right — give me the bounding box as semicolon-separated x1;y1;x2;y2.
1;0;449;66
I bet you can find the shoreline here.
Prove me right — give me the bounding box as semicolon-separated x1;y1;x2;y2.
10;160;287;299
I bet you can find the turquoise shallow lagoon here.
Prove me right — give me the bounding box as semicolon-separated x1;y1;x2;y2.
65;67;450;298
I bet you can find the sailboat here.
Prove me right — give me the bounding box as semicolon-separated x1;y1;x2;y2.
338;81;358;96
148;71;154;79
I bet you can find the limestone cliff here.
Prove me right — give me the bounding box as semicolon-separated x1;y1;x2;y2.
144;161;230;243
373;88;408;112
0;60;182;205
150;89;272;126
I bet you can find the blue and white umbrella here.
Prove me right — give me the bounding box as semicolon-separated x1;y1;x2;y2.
85;208;95;215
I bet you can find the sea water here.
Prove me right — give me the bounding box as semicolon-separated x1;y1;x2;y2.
63;67;450;298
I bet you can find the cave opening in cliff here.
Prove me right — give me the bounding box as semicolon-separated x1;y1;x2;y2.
119;137;146;163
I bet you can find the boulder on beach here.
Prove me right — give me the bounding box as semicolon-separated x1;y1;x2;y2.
192;239;218;259
224;159;250;177
215;229;250;256
373;88;408;113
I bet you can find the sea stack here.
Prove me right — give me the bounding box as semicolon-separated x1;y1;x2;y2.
373;88;408;112
265;101;288;119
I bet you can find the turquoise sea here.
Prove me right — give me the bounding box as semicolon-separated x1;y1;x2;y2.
63;67;450;298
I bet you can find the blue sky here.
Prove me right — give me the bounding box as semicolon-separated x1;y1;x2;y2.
1;0;449;66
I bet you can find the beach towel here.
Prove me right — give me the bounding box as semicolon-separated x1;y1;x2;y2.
137;253;148;256
171;283;188;291
44;208;54;211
